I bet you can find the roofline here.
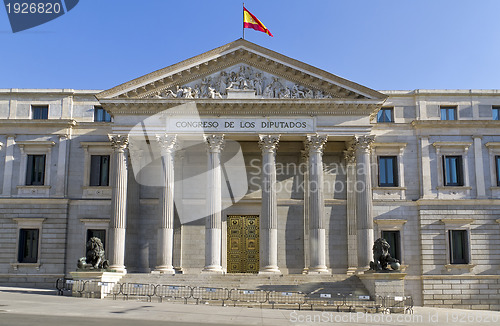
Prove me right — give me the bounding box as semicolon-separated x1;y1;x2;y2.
381;89;500;97
96;39;387;100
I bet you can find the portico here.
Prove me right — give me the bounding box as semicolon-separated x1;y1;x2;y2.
96;39;387;275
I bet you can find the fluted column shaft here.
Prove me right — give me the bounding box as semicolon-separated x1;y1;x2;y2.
344;145;358;274
305;135;329;273
155;135;177;273
203;134;225;273
259;135;281;274
354;135;375;269
108;135;129;273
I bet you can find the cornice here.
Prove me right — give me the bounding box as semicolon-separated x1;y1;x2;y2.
412;120;500;129
0;119;77;127
99;98;383;116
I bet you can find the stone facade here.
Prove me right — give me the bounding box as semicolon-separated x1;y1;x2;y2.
0;40;499;310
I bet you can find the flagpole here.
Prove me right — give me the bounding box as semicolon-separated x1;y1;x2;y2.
242;3;245;39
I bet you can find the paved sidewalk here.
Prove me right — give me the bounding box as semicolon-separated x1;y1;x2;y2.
0;286;499;326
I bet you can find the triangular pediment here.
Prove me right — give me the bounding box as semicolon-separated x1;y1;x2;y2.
97;39;386;101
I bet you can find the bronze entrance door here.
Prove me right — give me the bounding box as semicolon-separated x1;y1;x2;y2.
227;215;259;273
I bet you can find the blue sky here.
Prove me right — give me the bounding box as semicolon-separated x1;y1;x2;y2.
1;0;499;91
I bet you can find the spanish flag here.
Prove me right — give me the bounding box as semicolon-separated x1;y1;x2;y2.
243;6;273;37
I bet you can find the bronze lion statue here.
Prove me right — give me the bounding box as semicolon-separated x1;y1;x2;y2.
369;238;400;271
77;237;109;270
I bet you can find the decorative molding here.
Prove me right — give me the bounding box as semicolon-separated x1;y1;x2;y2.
412;120;500;129
156;134;178;154
80;141;112;148
443;264;476;272
258;134;280;153
432;141;472;152
440;218;474;226
374;219;407;226
108;135;129;151
353;135;375;152
204;134;225;153
305;134;327;153
16;141;55;148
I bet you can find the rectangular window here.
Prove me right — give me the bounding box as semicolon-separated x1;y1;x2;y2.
87;229;106;250
90;155;110;186
443;156;463;186
496;155;500;187
449;230;469;264
377;107;394;123
440;106;457;120
381;230;401;262
26;154;46;185
378;156;398;187
493;106;500;120
32;105;48;120
94;106;112;122
18;229;39;263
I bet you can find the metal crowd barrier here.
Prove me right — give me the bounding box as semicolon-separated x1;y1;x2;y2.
381;295;414;314
55;278;76;296
306;292;346;311
55;279;413;314
155;285;192;304
120;283;156;302
192;287;230;306
229;289;268;307
268;291;306;310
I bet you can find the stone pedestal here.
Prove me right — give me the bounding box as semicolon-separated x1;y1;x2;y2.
358;272;407;298
70;271;126;299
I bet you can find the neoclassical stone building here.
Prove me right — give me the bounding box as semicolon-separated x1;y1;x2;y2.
0;40;499;309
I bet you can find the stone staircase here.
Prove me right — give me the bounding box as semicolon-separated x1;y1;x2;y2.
118;273;370;297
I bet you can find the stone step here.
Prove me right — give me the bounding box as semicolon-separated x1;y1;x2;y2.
117;273;370;296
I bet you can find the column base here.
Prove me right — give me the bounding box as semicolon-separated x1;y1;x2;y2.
154;266;175;274
109;265;127;274
355;266;371;274
259;266;281;274
307;266;330;274
346;267;358;275
202;265;224;274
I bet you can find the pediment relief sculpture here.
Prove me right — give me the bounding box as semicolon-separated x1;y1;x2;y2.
146;64;334;100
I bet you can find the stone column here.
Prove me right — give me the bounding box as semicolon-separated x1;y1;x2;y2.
108;135;129;273
305;134;329;274
258;135;281;274
1;136;15;196
354;135;375;270
55;135;69;197
155;134;178;273
301;150;310;274
473;136;486;199
419;136;433;199
344;143;358;274
203;134;225;273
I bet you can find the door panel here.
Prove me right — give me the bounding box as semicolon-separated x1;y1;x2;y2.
227;215;259;273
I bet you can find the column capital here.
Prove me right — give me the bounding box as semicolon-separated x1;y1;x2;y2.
109;135;129;152
353;135;375;152
343;148;356;164
259;134;280;153
205;134;225;153
305;134;327;154
156;134;178;155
